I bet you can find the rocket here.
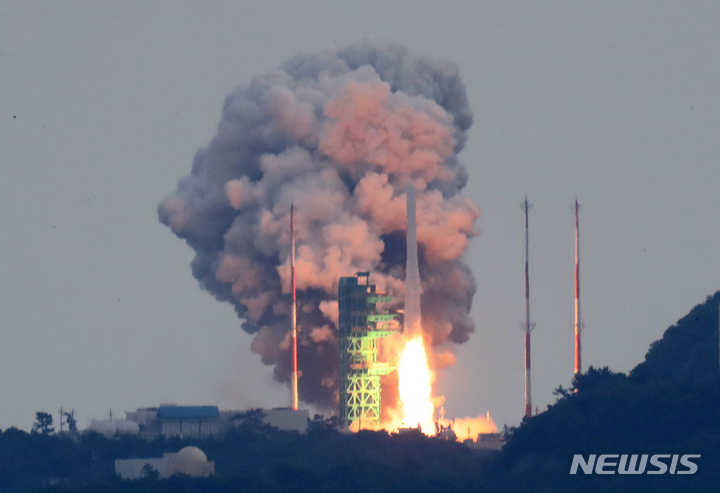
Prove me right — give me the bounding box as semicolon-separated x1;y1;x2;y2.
405;183;421;338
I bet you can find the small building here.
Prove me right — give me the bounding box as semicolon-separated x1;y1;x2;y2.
125;407;160;438
125;405;220;439
125;407;158;429
465;432;505;451
156;405;220;439
263;408;309;432
396;424;423;435
126;405;308;439
219;407;309;433
115;446;214;479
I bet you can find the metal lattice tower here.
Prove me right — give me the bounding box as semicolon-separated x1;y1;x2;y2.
338;272;399;429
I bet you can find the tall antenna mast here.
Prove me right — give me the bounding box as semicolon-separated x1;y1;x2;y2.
291;203;299;411
574;198;582;375
521;198;535;418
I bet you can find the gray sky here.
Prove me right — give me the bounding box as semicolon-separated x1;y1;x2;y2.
1;1;719;432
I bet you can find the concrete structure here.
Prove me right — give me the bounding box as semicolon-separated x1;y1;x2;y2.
115;446;214;479
157;405;219;439
338;272;399;429
263;408;308;432
125;405;219;439
464;433;505;451
127;405;309;438
477;432;505;450
219;408;309;434
125;407;158;429
167;447;215;477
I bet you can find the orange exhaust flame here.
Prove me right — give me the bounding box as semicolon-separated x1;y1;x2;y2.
375;332;497;439
398;336;436;434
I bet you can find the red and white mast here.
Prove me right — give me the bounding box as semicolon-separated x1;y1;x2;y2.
521;198;535;418
291;203;299;410
574;198;582;375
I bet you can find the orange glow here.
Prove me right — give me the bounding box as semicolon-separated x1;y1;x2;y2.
398;337;436;434
448;414;498;440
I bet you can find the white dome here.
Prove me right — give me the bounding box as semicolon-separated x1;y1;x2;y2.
174;446;207;463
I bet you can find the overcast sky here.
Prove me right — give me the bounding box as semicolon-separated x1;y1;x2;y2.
1;1;719;432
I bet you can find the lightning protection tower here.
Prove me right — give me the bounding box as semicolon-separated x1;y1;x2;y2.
338;272;399;429
521;198;535;418
574;198;582;375
290;203;298;411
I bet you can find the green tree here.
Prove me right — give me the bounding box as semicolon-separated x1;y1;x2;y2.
64;410;78;432
230;408;278;438
140;463;160;480
31;411;54;434
230;408;266;427
307;414;339;435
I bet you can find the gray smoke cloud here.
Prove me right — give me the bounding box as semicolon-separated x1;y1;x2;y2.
158;41;480;410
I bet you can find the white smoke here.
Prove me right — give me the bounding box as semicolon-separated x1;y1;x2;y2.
159;41;480;409
88;419;139;437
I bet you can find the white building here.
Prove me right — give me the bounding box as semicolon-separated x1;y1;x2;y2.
126;405;309;439
125;405;220;439
125;407;158;428
263;408;309;432
219;408;309;433
464;433;505;451
156;406;220;439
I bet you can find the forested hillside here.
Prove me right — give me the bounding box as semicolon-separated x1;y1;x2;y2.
491;292;720;492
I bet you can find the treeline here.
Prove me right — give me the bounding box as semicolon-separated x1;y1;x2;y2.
0;416;496;493
487;291;720;492
5;292;720;492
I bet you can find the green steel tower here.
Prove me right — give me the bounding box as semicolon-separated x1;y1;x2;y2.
338;272;399;429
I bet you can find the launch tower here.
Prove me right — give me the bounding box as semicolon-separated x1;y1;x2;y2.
338;272;398;429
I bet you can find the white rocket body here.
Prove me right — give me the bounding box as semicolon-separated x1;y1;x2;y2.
405;183;421;338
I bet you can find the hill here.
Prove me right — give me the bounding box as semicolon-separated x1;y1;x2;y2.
491;292;720;492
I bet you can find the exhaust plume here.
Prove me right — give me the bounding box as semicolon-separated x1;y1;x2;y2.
158;42;480;409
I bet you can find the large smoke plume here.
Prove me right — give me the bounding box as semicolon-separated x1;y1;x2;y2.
158;42;480;410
